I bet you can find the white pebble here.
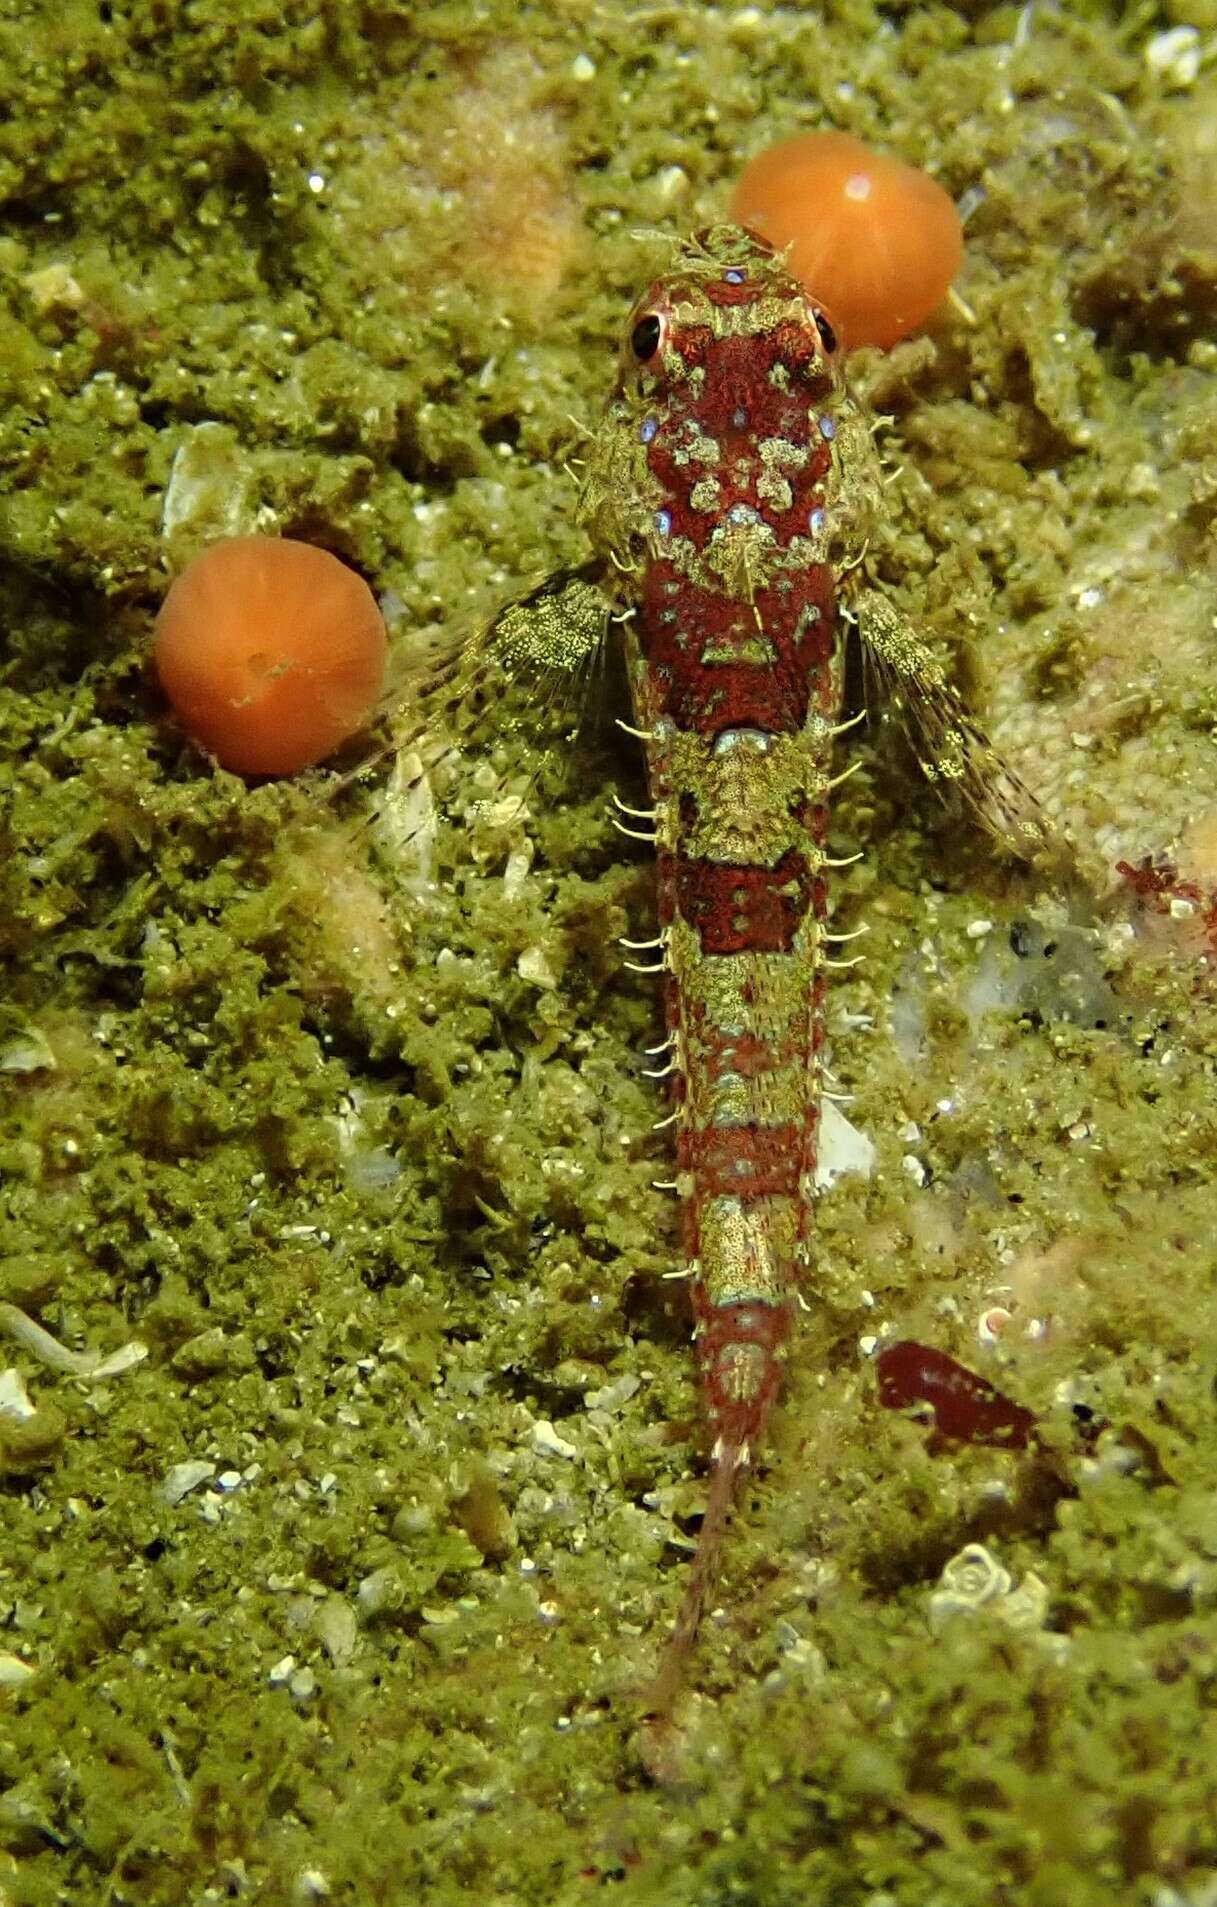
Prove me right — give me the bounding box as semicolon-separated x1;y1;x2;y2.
0;1652;36;1686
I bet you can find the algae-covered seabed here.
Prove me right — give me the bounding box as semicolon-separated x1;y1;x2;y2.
3;1;1217;1902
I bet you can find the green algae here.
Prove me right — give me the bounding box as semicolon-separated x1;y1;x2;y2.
2;1;1217;1903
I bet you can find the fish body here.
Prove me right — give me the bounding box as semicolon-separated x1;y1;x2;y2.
575;227;883;1711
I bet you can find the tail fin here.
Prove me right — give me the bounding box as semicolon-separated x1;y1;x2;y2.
644;1433;748;1725
643;1297;793;1726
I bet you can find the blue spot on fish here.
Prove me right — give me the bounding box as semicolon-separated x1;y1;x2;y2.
640;416;659;444
723;268;746;284
655;508;673;536
809;506;827;533
819;416;836;440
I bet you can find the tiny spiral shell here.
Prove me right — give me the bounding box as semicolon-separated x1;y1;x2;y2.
928;1542;1012;1631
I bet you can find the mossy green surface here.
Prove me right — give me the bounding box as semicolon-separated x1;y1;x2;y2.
2;2;1217;1902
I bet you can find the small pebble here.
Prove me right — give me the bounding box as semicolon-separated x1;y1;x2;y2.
356;1566;403;1618
315;1596;359;1665
294;1870;332;1904
289;1667;318;1702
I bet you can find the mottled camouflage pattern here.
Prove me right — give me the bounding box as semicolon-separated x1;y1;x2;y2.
574;227;884;1715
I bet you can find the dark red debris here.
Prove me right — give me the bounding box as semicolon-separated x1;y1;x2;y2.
875;1340;1038;1450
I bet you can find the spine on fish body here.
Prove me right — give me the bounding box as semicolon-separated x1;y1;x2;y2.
576;226;879;1714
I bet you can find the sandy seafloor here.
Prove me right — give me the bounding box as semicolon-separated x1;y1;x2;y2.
3;0;1217;1901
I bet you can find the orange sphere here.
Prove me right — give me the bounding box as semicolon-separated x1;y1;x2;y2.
729;131;964;351
153;536;388;777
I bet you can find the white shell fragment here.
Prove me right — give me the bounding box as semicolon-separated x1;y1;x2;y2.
160;1460;217;1506
517;945;559;990
0;1022;56;1073
161;420;252;543
0;1303;147;1381
813;1098;876;1189
0;1652;36;1687
1144;25;1201;88
583;1372;641;1413
530;1418;578;1460
0;1368;36;1422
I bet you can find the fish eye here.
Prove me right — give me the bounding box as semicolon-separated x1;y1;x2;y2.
812;309;839;355
631;313;664;361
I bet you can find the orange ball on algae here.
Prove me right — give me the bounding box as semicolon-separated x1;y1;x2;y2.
729;131;964;351
154;536;388;777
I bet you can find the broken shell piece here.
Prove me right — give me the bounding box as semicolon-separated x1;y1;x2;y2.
0;1303;147;1380
530;1418;578;1460
0;1652;36;1687
160;1459;217;1506
999;1570;1051;1635
161;1456;218;1502
0;1369;36;1422
813;1098;875;1189
928;1542;1012;1631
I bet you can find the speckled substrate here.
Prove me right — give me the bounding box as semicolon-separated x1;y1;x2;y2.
2;4;1217;1904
